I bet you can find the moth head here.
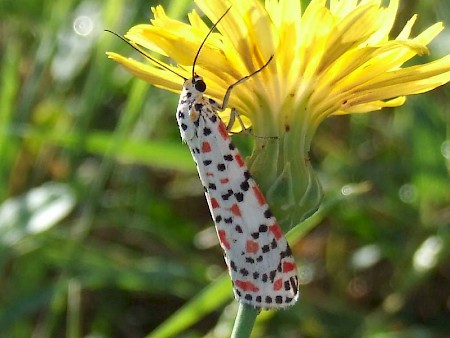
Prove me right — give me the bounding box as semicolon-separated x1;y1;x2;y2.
192;74;206;93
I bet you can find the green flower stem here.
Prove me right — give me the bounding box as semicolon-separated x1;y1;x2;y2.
230;98;319;337
247;97;322;229
231;304;259;338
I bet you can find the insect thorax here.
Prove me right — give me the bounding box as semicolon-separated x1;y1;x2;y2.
176;76;221;142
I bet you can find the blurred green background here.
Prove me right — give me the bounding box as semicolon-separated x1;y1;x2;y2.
1;0;449;337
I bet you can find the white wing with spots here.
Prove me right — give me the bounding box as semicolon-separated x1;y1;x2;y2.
178;90;299;309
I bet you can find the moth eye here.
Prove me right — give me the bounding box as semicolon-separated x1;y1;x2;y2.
195;80;206;92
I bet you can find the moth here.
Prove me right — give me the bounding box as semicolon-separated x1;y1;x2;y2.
107;7;299;309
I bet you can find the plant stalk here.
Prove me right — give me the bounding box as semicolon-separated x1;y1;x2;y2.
231;303;259;338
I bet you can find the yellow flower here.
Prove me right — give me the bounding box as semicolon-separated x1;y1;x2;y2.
107;0;450;227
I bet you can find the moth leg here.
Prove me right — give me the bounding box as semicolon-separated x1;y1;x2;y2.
218;56;273;111
226;108;277;140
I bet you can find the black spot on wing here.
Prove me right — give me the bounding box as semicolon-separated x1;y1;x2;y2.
234;192;244;202
203;127;212;136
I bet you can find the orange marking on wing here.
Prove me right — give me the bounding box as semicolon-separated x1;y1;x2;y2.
230;203;241;217
220;178;229;184
252;185;266;206
283;261;296;273
234;153;245;167
206;172;214;177
235;280;260;292
269;223;283;240
210;198;220;209
273;278;283;291
246;240;259;254
218;229;230;250
218;122;228;140
201;141;211;153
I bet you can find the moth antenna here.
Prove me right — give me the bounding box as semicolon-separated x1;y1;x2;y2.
191;6;232;79
105;29;187;81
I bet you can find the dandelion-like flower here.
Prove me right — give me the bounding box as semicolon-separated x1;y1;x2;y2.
107;0;450;227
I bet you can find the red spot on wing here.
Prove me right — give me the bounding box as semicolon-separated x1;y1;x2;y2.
235;280;260;292
218;122;228;140
202;141;211;153
252;185;266;206
218;229;230;250
246;240;259;254
283;261;296;273
273;278;283;291
210;198;220;209
230;203;241;217
234;153;245;167
269;223;283;240
220;178;229;184
206;172;214;177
